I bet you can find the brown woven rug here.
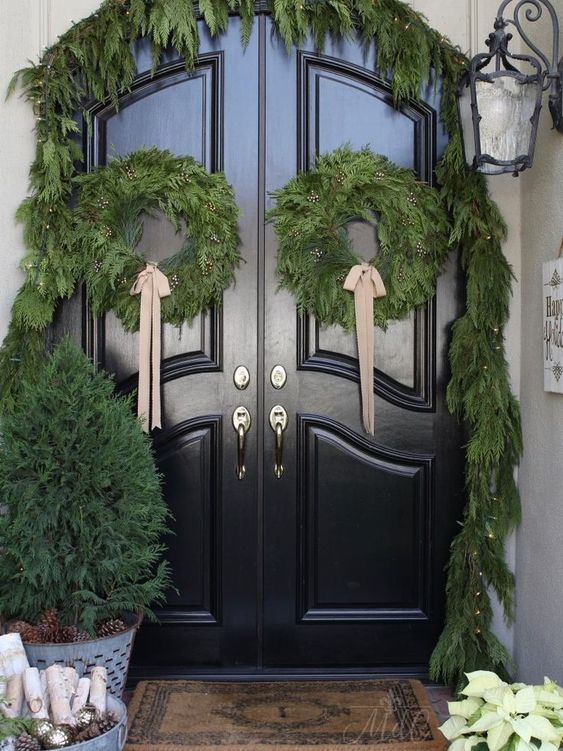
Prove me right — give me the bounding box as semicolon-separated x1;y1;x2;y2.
125;680;446;751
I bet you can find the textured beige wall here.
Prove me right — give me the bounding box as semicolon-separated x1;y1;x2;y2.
514;7;563;684
0;0;536;666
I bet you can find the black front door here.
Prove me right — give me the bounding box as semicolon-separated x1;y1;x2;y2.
66;10;465;677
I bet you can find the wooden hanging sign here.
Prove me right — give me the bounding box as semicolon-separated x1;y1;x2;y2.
543;242;563;393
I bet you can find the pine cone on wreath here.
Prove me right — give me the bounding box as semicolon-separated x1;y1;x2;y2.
96;618;126;638
15;734;41;751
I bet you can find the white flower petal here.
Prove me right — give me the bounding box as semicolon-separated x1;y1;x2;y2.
487;720;513;751
538;742;560;751
465;737;484;750
447;698;483;719
463;671;505;697
447;739;467;751
439;715;468;740
483;686;514;711
534;688;563;709
515;739;536;751
512;714;560;744
467;712;504;733
514;686;537;714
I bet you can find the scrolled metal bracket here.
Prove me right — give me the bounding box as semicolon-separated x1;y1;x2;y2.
496;0;563;131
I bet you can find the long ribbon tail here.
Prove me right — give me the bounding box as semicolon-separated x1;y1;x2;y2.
137;282;152;433
131;264;171;433
344;263;387;435
354;279;375;435
151;279;162;431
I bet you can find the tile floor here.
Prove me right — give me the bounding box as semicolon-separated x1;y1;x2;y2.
425;684;452;724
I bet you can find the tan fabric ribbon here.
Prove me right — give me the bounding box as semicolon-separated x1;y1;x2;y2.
343;263;387;435
130;263;171;432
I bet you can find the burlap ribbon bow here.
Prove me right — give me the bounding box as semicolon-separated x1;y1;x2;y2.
343;263;387;435
130;263;171;432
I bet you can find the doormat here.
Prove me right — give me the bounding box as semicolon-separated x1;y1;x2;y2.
125;679;446;751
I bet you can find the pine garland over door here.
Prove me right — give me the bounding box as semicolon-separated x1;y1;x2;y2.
0;0;522;689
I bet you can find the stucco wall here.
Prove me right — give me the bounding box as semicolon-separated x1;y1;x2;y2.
0;0;538;670
514;9;563;684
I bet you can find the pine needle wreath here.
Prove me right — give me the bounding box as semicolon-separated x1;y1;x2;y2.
268;147;451;329
73;147;241;331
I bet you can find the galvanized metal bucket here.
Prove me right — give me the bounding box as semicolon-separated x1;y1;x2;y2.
23;613;140;698
0;696;127;751
66;696;128;751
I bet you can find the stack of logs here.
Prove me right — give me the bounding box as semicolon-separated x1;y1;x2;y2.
0;634;114;749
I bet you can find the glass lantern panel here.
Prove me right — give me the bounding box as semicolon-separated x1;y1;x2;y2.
475;74;540;172
458;80;476;168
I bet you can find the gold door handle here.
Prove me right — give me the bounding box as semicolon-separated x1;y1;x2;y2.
269;405;288;479
233;406;251;480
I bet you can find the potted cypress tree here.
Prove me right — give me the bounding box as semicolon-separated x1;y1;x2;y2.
0;338;172;696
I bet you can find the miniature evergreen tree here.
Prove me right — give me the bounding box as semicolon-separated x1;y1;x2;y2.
0;337;172;633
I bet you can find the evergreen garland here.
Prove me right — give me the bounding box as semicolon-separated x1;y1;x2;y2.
268;147;451;330
0;0;522;688
73;147;240;331
0;338;172;633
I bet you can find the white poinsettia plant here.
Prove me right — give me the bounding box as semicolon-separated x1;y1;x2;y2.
439;671;563;751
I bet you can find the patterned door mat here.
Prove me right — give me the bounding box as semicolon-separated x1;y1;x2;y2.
125;679;446;751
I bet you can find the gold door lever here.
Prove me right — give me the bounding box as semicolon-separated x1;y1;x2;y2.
269;405;288;479
232;406;251;480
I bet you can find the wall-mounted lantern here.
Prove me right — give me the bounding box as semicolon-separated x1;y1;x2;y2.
458;0;562;176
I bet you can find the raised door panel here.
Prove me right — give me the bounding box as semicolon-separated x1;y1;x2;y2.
89;55;224;393
297;52;437;411
154;418;222;625
298;417;433;622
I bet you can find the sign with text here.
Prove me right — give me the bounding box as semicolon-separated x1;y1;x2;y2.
543;258;563;393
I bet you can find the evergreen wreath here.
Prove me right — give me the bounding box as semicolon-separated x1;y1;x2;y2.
268;146;451;330
0;0;522;690
73;147;241;331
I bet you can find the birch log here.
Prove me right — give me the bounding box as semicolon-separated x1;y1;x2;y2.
71;677;91;715
0;634;29;678
89;667;107;716
45;665;74;726
3;674;24;718
39;670;50;715
24;667;47;718
63;667;78;703
0;669;7;704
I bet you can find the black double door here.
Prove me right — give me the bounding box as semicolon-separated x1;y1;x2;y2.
70;10;465;676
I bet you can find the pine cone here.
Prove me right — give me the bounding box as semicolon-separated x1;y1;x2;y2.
15;734;41;751
59;625;79;643
20;625;43;643
98;712;119;734
75;630;91;642
8;620;32;634
37;623;60;644
96;618;126;638
38;608;60;631
75;723;102;742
